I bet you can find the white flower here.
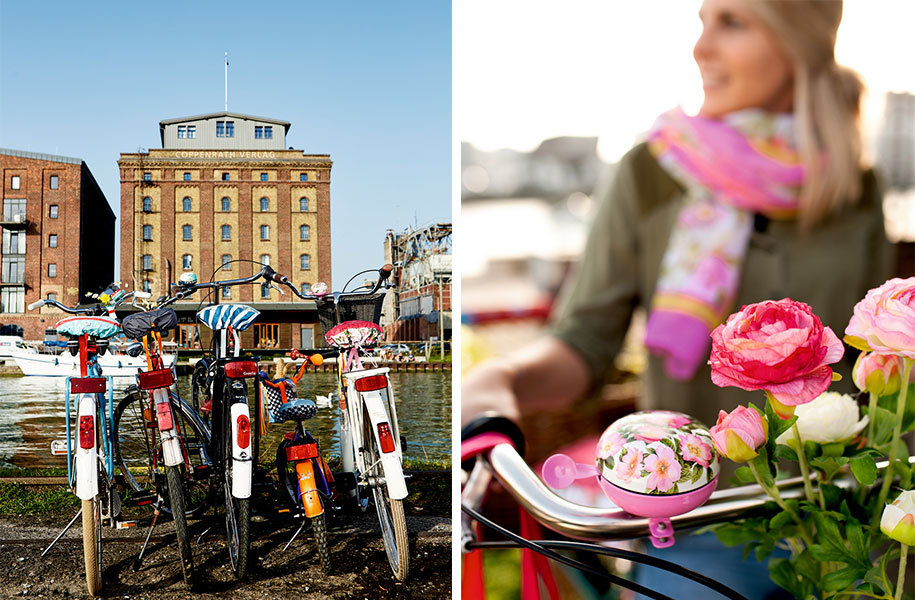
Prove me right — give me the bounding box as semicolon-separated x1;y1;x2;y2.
880;490;915;546
775;392;868;445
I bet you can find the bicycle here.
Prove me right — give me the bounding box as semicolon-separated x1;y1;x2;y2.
277;264;411;581
460;415;915;599
32;283;139;596
260;350;338;573
112;304;214;584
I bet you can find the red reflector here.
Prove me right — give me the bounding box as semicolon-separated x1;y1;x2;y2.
70;377;106;394
377;422;396;454
225;360;258;378
79;416;95;449
236;414;251;449
285;442;319;462
156;401;173;430
355;375;388;392
137;368;175;390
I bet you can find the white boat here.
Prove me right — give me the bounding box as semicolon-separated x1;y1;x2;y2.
0;336;41;361
13;350;176;377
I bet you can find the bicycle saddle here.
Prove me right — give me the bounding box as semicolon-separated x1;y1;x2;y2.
197;304;260;332
55;315;121;340
121;307;178;340
324;320;383;349
274;398;318;423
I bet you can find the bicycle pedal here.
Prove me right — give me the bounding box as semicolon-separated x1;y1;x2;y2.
50;439;68;456
132;492;157;506
116;520;138;529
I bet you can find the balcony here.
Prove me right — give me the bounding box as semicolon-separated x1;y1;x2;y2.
0;213;28;228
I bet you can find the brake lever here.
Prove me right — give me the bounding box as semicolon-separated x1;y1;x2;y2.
269;282;285;295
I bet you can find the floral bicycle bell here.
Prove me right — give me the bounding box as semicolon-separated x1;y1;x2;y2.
542;410;720;548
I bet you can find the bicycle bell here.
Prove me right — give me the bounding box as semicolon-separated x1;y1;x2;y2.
179;272;198;286
542;410;719;548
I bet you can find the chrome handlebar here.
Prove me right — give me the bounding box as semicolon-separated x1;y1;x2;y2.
462;443;915;550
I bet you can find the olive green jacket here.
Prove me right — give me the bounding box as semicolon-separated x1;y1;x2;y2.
552;142;892;430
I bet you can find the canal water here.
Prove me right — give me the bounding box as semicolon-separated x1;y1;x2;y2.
0;371;451;469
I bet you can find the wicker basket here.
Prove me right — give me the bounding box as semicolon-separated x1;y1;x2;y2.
316;293;385;332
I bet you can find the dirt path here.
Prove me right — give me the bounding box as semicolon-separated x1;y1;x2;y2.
0;510;451;599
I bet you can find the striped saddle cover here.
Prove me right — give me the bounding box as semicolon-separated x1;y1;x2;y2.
196;304;260;332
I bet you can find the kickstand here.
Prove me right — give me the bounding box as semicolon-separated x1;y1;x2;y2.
282;518;308;552
133;500;162;571
41;508;82;557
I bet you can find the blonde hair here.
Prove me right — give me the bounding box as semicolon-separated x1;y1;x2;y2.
749;0;863;226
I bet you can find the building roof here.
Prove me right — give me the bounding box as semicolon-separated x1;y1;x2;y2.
159;112;291;128
0;147;83;165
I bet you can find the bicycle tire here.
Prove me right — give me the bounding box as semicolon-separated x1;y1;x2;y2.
312;511;332;574
113;389;212;516
166;465;195;585
276;440;333;573
361;404;410;581
81;497;102;596
223;378;250;580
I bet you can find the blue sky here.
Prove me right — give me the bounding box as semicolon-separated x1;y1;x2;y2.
0;0;451;286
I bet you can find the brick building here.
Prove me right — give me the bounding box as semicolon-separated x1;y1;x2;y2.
0;149;115;339
118;112;332;350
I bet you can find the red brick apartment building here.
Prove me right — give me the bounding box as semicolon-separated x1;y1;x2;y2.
0;149;115;339
118;112;332;350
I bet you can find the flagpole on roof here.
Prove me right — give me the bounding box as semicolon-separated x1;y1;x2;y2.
224;52;228;113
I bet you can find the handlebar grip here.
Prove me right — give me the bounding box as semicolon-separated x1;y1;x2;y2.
461;413;526;459
27;300;45;311
134;291;152;299
380;264;394;279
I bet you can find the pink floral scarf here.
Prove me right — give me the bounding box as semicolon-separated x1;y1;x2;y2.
644;107;804;380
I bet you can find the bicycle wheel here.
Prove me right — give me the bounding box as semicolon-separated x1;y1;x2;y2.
312;510;331;574
361;405;409;581
276;441;332;574
113;389;212;516
81;496;102;596
223;379;250;580
166;465;195;584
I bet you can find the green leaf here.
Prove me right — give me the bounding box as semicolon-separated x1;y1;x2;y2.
810;456;844;481
691;463;703;484
863;565;888;594
734;466;756;484
774;444;799;462
742;540;760;561
820;442;846;457
795;549;822;586
750;445;775;488
820;483;842;509
769;509;794;532
803;440;820;461
713;524;761;547
878;383;915;432
765;401;798;440
845;518;868;567
768;558;803;598
850;455;878;487
872;405;899;447
808;544;851;563
821;566;866;592
893;460;913;488
813;512;849;556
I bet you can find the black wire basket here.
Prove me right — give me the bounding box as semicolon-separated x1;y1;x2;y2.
316;293;385;332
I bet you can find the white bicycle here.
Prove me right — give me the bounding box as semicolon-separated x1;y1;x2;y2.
281;264;410;581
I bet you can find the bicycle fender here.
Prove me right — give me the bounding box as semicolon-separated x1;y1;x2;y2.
75;395;99;500
230;402;252;498
295;460;324;518
154;388;183;467
362;391;408;500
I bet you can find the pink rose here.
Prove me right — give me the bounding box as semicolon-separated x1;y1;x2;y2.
846;278;915;359
644;444;681;493
709;298;844;418
679;433;712;468
852;352;908;397
709;406;769;463
596;430;625;460
615;447;643;483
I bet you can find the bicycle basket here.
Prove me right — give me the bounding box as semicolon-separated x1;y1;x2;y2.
316;293;385;332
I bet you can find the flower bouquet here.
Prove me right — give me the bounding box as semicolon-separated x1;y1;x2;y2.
703;279;915;600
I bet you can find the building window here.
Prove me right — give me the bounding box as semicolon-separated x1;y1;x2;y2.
260;225;270;240
216;120;234;137
183;172;191;181
142;225;152;241
176;324;201;349
10;176;20;190
48;263;57;278
300;282;311;295
300;254;310;270
142;280;152;293
260;283;271;300
3;199;26;222
47;293;57;302
264;126;273;139
221;286;231;299
187;125;196;138
260;173;268;181
221;225;231;241
142;197;152;212
48;234;57;248
177;126;187;138
221;254;232;270
0;288;24;314
144;172;151;181
3;230;25;254
300;173;308;181
299;197;309;212
49;205;58;219
253;323;279;347
142;254;152;271
182;254;192;270
254;126;263;139
1;257;24;284
260;197;269;211
50;175;59;189
183;197;192;211
182;225;192;240
300;225;310;241
260;254;271;266
221;197;230;211
222;172;230;181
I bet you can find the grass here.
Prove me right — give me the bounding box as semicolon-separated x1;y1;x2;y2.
0;481;79;515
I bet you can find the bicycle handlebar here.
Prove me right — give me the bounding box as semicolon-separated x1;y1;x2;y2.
462;440;915;546
159;265;277;307
278;264;394;301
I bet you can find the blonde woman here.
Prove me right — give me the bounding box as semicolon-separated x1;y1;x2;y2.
462;1;891;597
